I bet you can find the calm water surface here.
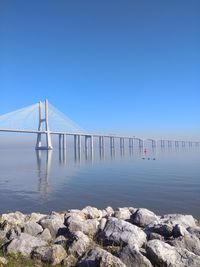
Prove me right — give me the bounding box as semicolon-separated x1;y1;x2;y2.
0;144;199;218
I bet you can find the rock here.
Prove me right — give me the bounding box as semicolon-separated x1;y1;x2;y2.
0;212;26;228
6;225;21;240
119;245;153;267
114;208;132;221
168;233;200;256
66;217;99;237
32;244;67;265
78;246;126;267
145;223;173;238
99;218;107;231
65;210;86;222
63;255;77;267
0;257;8;267
101;217;146;247
146;239;200;267
187;226;200;239
54;235;67;245
25;213;46;223
132;208;159;227
39;215;67;239
0;231;6;240
160;214;197;228
148;232;164;241
6;233;47;256
82;206;102;219
38;228;52;242
105;206;114;216
23;221;43;236
67;231;91;257
173;224;188;238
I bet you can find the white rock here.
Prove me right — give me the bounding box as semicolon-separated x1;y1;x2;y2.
6;233;47;256
68;231;91;257
102;217;146;248
146;239;200;267
132;208;159;227
82;206;102;219
24;221;43;236
114;208;132;221
160;214;197;228
78;246;126;267
39;215;67;238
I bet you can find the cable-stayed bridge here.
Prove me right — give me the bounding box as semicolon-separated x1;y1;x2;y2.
0;100;199;155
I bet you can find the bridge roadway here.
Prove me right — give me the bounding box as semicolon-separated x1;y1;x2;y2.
0;128;199;148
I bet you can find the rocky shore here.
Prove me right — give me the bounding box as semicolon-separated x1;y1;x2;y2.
0;206;200;267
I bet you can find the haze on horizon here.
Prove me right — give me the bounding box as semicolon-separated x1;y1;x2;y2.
0;0;199;141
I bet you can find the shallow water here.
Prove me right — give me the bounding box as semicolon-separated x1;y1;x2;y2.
0;142;199;218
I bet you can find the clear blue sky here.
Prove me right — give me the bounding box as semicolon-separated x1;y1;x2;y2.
0;0;200;139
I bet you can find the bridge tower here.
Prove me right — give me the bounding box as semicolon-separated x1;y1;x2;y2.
35;99;53;150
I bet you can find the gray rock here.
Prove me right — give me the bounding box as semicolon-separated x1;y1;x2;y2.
132;208;159;227
146;239;200;267
119;245;153;267
54;235;67;245
82;206;102;219
173;224;188;238
67;231;91;257
25;213;46;223
32;244;67;265
39;215;67;238
148;232;164;241
0;212;26;228
78;246;126;267
66;217;99;237
63;255;77;267
160;214;197;228
38;228;52;242
99;218;107;231
23;221;43;236
168;233;200;256
145;223;173;238
187;226;200;239
101;217;146;247
6;233;47;256
6;225;21;240
114;208;132;221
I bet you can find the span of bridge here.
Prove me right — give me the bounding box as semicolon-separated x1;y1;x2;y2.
0;99;199;153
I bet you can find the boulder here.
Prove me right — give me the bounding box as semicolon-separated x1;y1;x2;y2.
32;244;67;265
77;246;126;267
105;206;114;216
168;233;200;256
6;233;47;256
66;217;99;237
38;228;52;242
145;223;173;238
23;221;43;236
119;245;153;267
54;235;67;245
67;231;91;257
63;255;77;267
114;208;132;221
39;215;67;238
82;206;102;219
6;225;21;240
160;214;197;228
173;224;188;238
25;213;46;223
187;226;200;239
132;208;159;227
0;212;26;228
146;239;200;267
101;217;146;247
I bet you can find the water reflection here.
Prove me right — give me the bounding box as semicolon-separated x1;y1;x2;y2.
36;150;52;199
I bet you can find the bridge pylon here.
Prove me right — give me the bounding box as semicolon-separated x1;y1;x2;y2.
35;99;53;150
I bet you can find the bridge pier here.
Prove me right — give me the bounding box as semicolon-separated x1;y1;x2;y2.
35;100;53;150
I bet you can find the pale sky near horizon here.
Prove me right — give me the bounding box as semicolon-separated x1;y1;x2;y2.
0;0;200;140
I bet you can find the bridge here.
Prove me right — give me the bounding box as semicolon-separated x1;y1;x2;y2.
0;100;199;156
